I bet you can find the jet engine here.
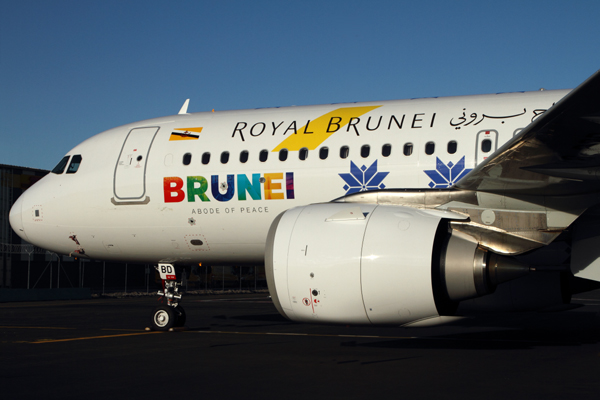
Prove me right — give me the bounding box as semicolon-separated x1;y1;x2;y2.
265;203;529;326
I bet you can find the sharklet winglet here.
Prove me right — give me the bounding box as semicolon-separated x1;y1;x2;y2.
178;99;190;114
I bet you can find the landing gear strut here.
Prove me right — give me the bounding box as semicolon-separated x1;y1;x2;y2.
150;263;186;331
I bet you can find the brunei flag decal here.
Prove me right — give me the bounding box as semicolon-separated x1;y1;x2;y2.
169;127;203;141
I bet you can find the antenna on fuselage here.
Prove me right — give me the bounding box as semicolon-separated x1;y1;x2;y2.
178;99;190;114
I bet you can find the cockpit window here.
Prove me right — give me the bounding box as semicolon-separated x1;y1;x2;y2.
66;155;82;174
51;156;70;174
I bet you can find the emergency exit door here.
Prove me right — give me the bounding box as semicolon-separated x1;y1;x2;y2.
475;130;498;166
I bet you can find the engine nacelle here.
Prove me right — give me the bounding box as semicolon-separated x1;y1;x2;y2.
265;203;528;326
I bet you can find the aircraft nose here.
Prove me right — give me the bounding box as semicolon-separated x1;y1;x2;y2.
9;194;29;242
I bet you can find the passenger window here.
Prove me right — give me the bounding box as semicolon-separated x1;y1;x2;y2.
202;152;211;165
279;148;288;161
340;146;349;159
259;149;268;162
425;142;435;155
447;141;457;154
382;144;391;157
183;153;192;165
240;150;249;163
220;151;229;164
403;143;413;156
299;147;308;161
319;147;329;160
361;145;370;158
51;156;70;174
481;139;492;153
66;155;82;174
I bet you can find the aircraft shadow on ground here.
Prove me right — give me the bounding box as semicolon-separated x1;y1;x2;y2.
182;308;600;351
358;309;600;350
356;328;600;350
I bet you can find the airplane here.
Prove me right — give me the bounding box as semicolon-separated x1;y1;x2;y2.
9;70;600;331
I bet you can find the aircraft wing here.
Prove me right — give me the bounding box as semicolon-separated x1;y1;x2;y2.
456;69;600;196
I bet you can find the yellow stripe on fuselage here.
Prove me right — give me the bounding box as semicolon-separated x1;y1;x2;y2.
272;106;381;152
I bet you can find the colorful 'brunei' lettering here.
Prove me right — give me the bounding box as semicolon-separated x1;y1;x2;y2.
164;173;295;203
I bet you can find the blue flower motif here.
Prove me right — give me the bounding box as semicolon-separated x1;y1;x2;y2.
339;160;389;195
424;156;472;188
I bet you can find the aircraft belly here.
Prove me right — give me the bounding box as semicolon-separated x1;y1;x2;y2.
57;225;266;264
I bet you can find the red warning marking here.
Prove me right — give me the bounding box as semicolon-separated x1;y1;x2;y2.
166;274;176;280
302;298;310;306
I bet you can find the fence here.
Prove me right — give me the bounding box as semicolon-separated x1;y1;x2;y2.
0;243;267;294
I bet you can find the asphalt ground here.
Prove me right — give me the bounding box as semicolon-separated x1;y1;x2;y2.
1;291;600;400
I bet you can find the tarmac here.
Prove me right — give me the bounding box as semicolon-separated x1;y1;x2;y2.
1;290;600;399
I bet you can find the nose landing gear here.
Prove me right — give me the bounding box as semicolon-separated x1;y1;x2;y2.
150;263;186;331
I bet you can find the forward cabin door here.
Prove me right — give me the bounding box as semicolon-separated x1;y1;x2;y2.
113;127;159;204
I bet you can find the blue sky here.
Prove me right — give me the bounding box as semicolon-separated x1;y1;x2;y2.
2;0;600;170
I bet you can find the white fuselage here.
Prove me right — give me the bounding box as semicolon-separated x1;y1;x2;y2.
9;89;568;265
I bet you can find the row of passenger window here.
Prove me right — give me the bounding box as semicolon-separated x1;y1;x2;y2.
182;141;465;166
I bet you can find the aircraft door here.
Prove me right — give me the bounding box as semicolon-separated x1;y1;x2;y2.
113;127;159;203
475;130;498;166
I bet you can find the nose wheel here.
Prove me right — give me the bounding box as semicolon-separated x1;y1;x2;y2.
150;263;186;331
151;305;186;330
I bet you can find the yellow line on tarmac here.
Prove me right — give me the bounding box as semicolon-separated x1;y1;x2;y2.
0;326;74;330
30;331;163;344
